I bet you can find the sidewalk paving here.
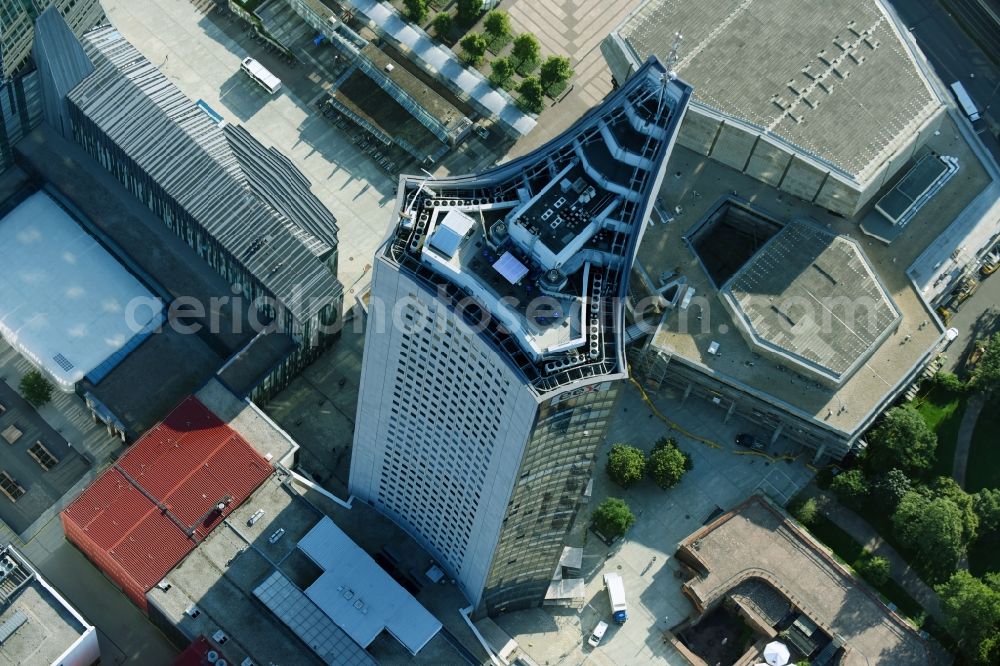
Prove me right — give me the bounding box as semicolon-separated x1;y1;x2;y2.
803;486;945;624
953;393;986;487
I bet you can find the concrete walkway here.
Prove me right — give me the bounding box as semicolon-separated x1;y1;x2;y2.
803;486;945;624
953;393;986;487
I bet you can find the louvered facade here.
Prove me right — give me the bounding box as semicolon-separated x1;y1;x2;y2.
49;25;344;385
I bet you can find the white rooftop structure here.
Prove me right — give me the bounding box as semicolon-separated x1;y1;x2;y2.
298;517;442;656
0;191;162;390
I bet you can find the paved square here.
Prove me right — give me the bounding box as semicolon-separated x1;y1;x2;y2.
494;382;814;665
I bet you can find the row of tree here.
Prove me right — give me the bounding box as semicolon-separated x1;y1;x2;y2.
607;438;693;490
402;2;573;115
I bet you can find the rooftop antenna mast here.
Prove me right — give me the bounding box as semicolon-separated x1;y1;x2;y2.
666;31;683;80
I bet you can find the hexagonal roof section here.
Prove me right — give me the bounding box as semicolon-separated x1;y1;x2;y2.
720;222;901;386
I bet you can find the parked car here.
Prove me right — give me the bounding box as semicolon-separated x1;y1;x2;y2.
587;620;609;647
980;250;1000;276
735;433;765;451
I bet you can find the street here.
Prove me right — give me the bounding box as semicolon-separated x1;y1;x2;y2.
891;0;1000;159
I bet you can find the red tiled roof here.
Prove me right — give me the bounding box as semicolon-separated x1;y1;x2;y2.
62;397;272;605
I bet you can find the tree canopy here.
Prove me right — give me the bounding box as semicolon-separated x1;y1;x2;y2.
591;497;636;540
870;468;912;511
936;570;1000;664
865;405;937;477
647;437;691;489
455;0;482;25
403;0;428;23
431;13;453;40
539;55;573;91
511;33;541;74
483;10;512;42
973;332;1000;395
892;490;967;581
20;369;53;408
460;33;488;65
974;488;1000;533
489;57;515;88
606;443;646;488
516;76;545;114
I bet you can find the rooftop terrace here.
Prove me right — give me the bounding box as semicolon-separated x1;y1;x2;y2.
384;58;690;394
610;0;943;181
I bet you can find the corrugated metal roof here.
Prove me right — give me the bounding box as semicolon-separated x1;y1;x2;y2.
62;397;273;597
64;26;342;322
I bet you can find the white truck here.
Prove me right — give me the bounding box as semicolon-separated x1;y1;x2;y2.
603;572;628;623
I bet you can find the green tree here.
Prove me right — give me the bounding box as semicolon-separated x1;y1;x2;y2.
870;468;912;511
483;10;511;45
974;488;1000;533
431;12;453;40
455;0;482;26
517;76;544;113
460;32;488;65
511;33;541;74
606;443;646;488
591;497;636;540
930;477;979;543
865;405;937;477
829;468;869;510
854;553;891;586
403;0;428;23
936;570;1000;664
792;497;819;526
930;370;968;394
893;490;967;581
539;55;573;92
19;369;53;408
647;437;691;489
973;333;1000;395
488;56;515;88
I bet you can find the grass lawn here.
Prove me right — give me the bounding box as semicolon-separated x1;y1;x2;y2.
964;398;1000;492
912;387;967;479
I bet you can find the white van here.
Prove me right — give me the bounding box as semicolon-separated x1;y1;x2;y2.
587;620;609;647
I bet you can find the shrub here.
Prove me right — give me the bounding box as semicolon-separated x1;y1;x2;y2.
855;553;891;586
830;469;869;510
792;497;820;526
606;443;646;488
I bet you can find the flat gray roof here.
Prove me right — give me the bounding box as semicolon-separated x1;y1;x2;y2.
679;497;936;665
640;111;990;437
0;548;90;666
611;0;942;180
723;222;900;383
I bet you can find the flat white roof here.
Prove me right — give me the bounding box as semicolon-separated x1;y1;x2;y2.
0;192;162;390
298;517;442;656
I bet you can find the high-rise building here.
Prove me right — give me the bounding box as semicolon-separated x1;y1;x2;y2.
0;0;103;78
350;58;690;616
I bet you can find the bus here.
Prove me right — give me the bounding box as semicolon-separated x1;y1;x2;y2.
241;57;281;95
950;81;980;122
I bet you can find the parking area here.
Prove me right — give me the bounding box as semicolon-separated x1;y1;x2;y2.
495;382;814;665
